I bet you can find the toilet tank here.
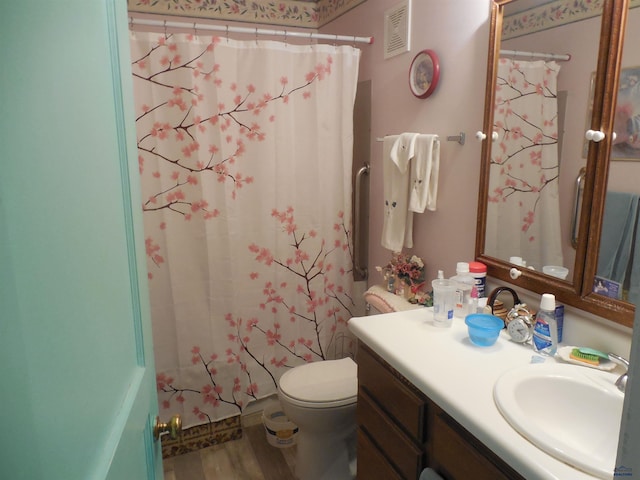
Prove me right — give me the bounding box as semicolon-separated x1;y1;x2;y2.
364;285;422;314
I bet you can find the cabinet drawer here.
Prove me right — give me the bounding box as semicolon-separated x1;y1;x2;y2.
431;411;524;480
357;345;427;441
358;389;424;479
357;429;403;480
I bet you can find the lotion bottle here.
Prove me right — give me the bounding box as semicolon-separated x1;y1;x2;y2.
532;293;559;356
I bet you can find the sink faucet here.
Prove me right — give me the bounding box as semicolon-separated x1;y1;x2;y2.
608;353;629;393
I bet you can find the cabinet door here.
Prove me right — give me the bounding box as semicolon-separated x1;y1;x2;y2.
358;390;424;479
430;411;524;480
357;345;427;441
357;430;404;480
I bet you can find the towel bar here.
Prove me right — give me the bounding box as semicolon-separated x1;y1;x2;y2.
376;133;464;144
446;132;465;145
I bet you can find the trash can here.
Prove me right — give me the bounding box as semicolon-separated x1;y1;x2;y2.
262;403;298;448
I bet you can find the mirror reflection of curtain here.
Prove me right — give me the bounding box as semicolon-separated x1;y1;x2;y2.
486;58;564;270
130;32;360;427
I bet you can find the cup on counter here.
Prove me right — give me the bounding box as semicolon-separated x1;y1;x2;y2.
432;279;456;327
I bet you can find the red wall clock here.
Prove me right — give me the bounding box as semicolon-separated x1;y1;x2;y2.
409;49;440;99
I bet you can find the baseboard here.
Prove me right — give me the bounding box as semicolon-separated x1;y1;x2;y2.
161;416;242;458
161;395;281;458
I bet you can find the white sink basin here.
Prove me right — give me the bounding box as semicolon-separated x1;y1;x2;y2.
494;363;624;479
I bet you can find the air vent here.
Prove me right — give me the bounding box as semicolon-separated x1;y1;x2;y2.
384;0;411;59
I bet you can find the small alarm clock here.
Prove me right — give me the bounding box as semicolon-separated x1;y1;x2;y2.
505;304;535;343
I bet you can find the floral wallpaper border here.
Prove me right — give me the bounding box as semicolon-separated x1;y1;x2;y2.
503;0;640;40
127;0;367;28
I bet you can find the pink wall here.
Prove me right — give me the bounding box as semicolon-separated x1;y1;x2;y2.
325;2;640;287
323;1;492;285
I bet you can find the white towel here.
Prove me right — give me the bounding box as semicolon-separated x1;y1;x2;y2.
381;134;417;252
390;132;419;173
409;134;440;213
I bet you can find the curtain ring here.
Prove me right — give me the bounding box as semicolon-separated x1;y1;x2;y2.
255;27;258;45
309;32;313;50
226;25;229;43
284;30;287;47
193;22;197;38
163;20;168;38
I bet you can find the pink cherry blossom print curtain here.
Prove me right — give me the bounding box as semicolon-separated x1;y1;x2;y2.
130;31;360;427
486;59;564;270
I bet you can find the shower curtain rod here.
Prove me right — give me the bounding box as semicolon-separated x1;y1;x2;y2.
500;49;571;62
129;17;374;45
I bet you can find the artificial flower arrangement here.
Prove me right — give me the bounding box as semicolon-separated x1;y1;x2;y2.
376;252;432;306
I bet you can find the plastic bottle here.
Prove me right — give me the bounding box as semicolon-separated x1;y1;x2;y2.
470;285;480;314
469;261;487;298
432;270;455;328
532;293;559;356
450;262;474;318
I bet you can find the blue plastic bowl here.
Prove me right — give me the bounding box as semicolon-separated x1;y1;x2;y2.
464;314;504;347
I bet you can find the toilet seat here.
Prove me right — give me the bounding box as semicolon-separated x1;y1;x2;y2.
278;357;357;408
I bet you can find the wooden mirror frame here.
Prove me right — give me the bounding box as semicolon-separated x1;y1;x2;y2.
475;0;634;328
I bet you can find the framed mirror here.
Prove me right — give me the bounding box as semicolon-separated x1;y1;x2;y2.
476;0;634;327
588;2;640;320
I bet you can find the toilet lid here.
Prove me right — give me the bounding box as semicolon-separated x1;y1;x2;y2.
279;357;357;406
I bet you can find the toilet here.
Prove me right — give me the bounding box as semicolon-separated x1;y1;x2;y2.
276;285;399;479
277;357;358;480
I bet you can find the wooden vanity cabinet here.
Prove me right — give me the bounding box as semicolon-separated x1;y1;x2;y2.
356;344;525;480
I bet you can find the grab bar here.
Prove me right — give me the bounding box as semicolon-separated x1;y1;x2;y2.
571;167;586;249
354;163;370;279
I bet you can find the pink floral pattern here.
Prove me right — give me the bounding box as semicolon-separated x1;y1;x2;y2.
130;32;360;426
486;58;564;269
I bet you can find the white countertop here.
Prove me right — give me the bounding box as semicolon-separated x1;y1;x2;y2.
349;308;608;480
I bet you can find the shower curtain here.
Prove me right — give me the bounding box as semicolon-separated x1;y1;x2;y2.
130;31;360;427
486;58;564;270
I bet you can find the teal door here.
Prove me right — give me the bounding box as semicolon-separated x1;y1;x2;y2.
0;1;162;479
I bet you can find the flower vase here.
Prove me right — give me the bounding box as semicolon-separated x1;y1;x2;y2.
387;274;396;293
404;282;416;302
394;278;405;298
396;279;414;301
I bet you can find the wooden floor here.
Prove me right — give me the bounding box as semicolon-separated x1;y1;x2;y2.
163;417;297;480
